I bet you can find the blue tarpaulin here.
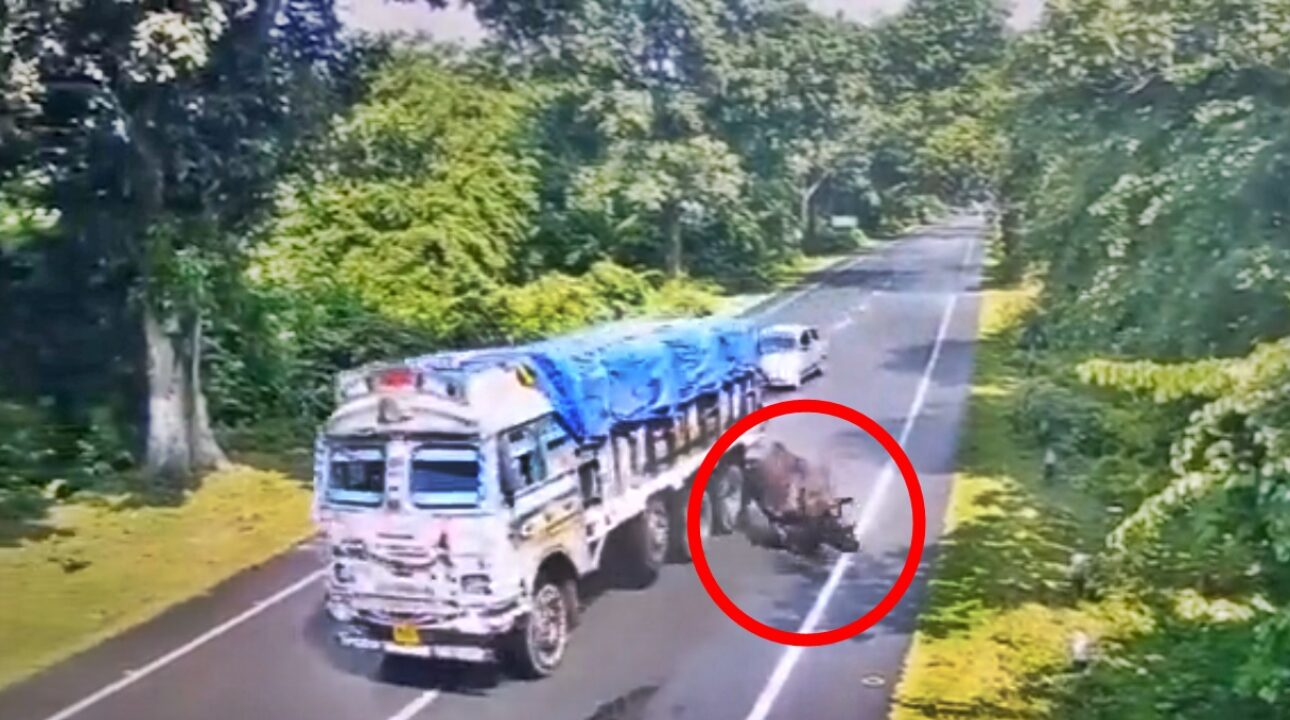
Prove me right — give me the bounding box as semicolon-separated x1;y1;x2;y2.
405;318;760;440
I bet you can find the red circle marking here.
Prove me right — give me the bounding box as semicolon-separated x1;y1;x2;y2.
686;398;925;646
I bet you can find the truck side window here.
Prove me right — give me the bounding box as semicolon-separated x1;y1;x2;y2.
518;450;542;486
507;425;547;489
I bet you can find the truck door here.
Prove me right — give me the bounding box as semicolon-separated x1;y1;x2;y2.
501;416;586;560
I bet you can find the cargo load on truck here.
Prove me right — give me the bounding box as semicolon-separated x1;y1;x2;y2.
402;317;761;440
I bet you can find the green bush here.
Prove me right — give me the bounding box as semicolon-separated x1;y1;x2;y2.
206;257;721;436
808;227;870;254
0;396;133;515
646;278;722;317
1009;377;1108;459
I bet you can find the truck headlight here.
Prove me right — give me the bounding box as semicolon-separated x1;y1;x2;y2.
461;574;492;596
334;539;367;559
326;595;356;623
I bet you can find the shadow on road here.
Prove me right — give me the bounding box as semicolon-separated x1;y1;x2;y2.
880;339;976;381
818;266;918;292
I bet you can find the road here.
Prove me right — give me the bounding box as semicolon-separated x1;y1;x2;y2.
0;216;985;720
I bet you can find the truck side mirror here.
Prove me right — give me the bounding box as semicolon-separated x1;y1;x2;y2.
500;462;523;505
497;437;522;505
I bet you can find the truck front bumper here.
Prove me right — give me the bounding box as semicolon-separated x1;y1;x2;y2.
328;592;524;662
336;627;496;662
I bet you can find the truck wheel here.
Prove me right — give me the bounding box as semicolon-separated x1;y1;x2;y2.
710;463;745;535
617;495;670;588
671;489;712;562
504;576;576;679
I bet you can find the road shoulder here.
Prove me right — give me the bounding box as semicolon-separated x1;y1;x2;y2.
889;279;1125;719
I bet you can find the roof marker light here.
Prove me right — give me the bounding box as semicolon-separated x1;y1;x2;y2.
376;367;417;390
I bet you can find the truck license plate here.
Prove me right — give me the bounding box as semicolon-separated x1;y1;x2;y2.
392;624;421;646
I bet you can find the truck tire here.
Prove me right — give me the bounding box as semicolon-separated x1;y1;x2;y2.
503;575;577;679
671;489;712;562
616;494;670;589
710;463;745;535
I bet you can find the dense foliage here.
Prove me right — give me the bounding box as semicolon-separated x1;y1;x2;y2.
1;0;1000;502
1004;0;1290;711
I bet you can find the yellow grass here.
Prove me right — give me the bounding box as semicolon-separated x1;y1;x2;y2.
0;466;313;689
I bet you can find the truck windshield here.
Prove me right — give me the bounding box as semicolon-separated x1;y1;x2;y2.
759;335;797;353
411;446;483;508
327;446;385;507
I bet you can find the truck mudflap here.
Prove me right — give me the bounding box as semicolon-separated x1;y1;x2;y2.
336;628;496;663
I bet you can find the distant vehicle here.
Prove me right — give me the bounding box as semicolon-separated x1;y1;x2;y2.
314;319;770;678
757;324;827;389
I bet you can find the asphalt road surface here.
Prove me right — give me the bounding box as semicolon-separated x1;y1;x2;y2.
0;215;986;720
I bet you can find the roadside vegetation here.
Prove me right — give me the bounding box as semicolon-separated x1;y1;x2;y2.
899;1;1290;716
0;466;312;688
0;0;1002;688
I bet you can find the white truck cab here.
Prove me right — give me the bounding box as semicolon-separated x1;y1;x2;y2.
315;322;765;677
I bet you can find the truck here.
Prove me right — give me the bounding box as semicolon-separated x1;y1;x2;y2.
313;318;769;677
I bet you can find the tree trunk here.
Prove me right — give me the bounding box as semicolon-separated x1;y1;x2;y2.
799;175;827;252
189;313;228;471
144;304;193;480
129;91;228;481
664;205;683;278
806;198;818;251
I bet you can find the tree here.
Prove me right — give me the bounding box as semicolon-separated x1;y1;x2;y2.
716;3;873;247
254;52;543;335
1000;1;1290;711
462;0;757;276
863;0;1011;211
2;0;350;480
737;4;877;247
572;133;747;276
873;0;1009;98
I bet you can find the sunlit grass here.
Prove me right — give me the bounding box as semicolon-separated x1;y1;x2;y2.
0;466;313;689
892;284;1142;719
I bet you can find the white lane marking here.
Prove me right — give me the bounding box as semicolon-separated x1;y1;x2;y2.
830;299;872;332
40;568;327;720
386;690;442;720
743;232;977;720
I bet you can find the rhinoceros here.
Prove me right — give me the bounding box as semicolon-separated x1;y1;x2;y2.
739;438;859;555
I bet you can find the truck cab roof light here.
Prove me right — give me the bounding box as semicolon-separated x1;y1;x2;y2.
377;367;418;390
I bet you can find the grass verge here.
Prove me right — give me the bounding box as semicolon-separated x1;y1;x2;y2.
717;248;870;316
0;465;313;690
891;281;1143;719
